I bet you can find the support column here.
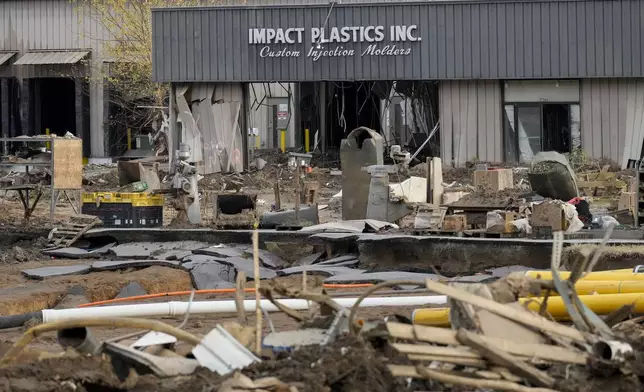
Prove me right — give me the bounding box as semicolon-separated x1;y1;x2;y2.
169;83;178;173
241;83;249;171
319;82;326;154
21;79;30;136
103;78;110;157
293;83;301;149
75;78;89;157
1;79;8;153
33;80;41;135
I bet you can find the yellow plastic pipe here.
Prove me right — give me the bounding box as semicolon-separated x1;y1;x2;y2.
525;268;644;281
304;128;310;153
255;135;261;149
413;292;644;327
280;130;287;153
557;280;644;295
45;128;50;150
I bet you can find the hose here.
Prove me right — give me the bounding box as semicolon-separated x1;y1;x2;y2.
77;284;375;308
0;312;41;330
0;317;203;367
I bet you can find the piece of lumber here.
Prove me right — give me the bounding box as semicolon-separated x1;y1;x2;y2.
491;366;524;383
424;279;586;342
387;323;588;364
406;354;487;368
392;343;480;359
235;271;247;324
475;370;503;380
387;365;558;392
576;180;625;189
456;329;556;388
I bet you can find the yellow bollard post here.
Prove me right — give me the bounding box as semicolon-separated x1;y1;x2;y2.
45;128;50;150
127;128;132;150
304;128;310;153
280;129;286;153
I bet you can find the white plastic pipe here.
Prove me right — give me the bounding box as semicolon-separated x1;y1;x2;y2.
41;296;447;323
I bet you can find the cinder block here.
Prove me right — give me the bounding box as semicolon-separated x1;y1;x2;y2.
442;214;467;232
532;201;566;231
442;191;470;205
473;169;514;191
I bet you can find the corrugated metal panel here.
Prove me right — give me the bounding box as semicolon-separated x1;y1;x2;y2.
14;50;90;65
439;80;502;166
580;79;644;165
0;52;17;66
0;0;110;157
152;0;644;83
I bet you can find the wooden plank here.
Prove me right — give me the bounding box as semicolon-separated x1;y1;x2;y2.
423;280;587;342
387;365;559;392
456;329;556;388
406;354;487;368
576;180;626;189
392;343;481;359
52;138;82;190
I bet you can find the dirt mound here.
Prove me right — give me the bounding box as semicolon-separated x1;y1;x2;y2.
450;187;526;207
243;336;405;392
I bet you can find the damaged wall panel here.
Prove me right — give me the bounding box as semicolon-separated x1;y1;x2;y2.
580;79;644;166
439;80;502;166
175;83;244;174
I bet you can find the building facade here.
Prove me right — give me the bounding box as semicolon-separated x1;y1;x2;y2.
152;0;644;167
0;0;112;159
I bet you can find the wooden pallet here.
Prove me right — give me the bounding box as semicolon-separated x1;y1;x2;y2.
45;214;101;249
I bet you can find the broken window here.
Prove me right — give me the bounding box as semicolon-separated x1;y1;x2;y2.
504;103;580;163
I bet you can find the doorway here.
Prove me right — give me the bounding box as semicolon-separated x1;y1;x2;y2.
504;102;580;163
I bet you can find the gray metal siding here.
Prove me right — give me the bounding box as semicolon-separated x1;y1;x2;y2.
0;0;109;157
580;78;644;164
439;80;502;165
152;0;644;83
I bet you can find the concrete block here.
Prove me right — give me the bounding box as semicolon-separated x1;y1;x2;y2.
316;255;359;267
110;241;209;259
532;201;566;231
22;265;91;280
442;215;467;232
256;249;287;269
91;260;183;272
43;243;115;259
193;245;245;258
296;251;325;266
190;263;237;289
473;169;513;191
216;257;277;280
278;266;365;277
442;191;470;205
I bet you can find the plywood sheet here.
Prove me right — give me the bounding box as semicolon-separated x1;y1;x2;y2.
52;138;82;189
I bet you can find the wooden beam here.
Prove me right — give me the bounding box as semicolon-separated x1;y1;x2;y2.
456;329;556;388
